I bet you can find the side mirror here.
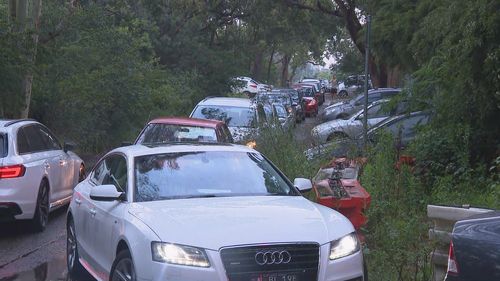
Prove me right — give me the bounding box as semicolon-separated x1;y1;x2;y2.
121;141;133;146
63;142;76;153
90;185;125;201
294;178;313;193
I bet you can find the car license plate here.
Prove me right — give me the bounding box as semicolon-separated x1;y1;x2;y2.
250;272;299;281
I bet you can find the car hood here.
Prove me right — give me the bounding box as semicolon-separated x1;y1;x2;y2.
128;196;353;250
325;101;347;110
314;119;353;133
228;126;255;143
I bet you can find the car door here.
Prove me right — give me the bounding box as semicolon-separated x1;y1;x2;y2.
38;125;74;201
21;125;64;204
75;156;111;265
88;154;129;275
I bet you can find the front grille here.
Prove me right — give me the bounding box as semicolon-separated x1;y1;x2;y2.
220;243;319;281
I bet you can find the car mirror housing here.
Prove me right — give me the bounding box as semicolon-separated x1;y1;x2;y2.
294;178;313;193
63;141;76;152
90;185;125;201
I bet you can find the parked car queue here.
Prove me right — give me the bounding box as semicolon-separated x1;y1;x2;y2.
0;78;437;281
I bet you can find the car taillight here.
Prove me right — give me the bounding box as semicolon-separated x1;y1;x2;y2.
0;165;26;179
250;84;257;88
446;241;459;276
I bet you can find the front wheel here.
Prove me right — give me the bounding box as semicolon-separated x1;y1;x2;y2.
78;164;86;182
31;181;49;232
111;250;136;281
67;218;88;278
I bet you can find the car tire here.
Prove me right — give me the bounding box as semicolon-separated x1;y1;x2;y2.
67;218;88;278
31;180;49;232
78;164;86;183
111;249;136;281
339;90;348;98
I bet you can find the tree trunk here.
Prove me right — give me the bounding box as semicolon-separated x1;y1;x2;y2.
281;54;290;87
251;49;264;81
387;64;401;87
266;45;275;83
8;0;17;22
18;0;42;118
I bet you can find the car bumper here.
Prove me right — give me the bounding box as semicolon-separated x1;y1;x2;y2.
0;178;38;220
141;245;365;281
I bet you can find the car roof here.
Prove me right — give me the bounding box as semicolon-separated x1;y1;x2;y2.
197;97;254;108
372;111;429;130
0;119;38;130
111;143;255;158
369;88;401;93
148;117;222;128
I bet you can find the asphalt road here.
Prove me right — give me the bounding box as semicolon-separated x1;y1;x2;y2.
0;91;336;281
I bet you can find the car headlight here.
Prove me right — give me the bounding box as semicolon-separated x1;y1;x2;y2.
246;140;257;149
329;233;360;260
151;242;210;267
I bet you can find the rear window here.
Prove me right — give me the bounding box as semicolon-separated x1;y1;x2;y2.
191;105;256;128
0;133;6;158
136;124;218;144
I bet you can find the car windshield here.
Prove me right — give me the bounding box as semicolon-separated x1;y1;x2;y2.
274;105;287;118
134;151;296;201
258;93;290;106
136;124;217;144
192;105;256;128
350;95;363;105
0;133;6;158
298;87;314;97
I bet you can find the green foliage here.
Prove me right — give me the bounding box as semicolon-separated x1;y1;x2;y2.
361;134;431;281
255;124;316;181
31;3;204;152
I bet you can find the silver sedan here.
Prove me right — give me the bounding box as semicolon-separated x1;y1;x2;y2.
312;100;395;144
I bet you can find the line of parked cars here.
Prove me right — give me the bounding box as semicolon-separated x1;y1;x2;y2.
63;85;368;281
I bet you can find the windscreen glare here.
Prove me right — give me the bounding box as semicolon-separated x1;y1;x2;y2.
134;151;295;202
298;87;314;97
136;124;217;144
0;134;6;158
192;105;255;127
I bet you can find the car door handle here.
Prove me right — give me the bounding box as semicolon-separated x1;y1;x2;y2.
75;198;81;205
89;209;97;217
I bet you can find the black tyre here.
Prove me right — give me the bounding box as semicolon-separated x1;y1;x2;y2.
111;250;136;281
67;218;88;278
78;164;86;183
31;180;49;232
339;90;348;98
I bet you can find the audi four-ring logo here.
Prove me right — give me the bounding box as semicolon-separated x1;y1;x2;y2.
254;250;292;265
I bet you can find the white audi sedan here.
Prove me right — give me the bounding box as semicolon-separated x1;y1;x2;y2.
67;143;365;281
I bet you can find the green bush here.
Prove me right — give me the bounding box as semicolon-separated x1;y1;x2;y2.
361;133;431;281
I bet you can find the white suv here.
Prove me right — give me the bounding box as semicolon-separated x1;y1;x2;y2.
66;143;365;281
190;97;266;143
0;119;84;231
232;76;271;97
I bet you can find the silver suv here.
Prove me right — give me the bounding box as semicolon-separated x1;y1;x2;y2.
0;119;84;231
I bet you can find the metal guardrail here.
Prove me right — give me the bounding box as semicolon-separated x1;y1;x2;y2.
427;204;493;281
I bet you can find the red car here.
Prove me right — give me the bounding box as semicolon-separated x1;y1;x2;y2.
312;158;371;232
135;117;234;144
294;86;318;117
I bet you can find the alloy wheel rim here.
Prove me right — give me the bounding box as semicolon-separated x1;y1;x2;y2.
113;258;135;281
67;224;76;269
